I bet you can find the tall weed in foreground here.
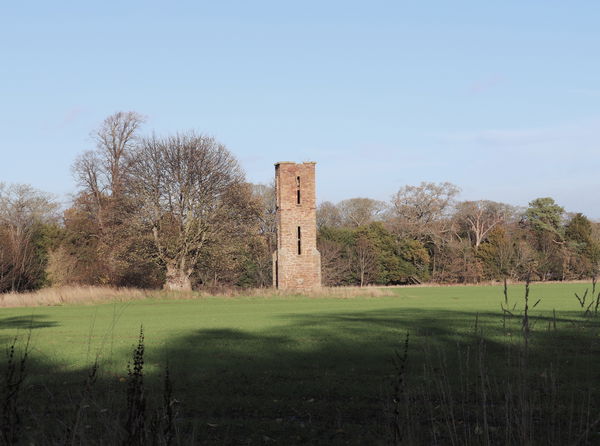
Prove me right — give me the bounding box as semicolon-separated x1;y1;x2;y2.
390;331;409;445
0;335;29;445
149;362;178;446
574;275;600;317
388;281;600;445
0;325;180;445
124;326;146;446
123;326;179;446
66;358;99;444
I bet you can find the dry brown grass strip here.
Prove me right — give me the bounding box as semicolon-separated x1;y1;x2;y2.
392;279;593;288
0;286;149;308
200;286;395;299
0;285;395;308
4;279;584;308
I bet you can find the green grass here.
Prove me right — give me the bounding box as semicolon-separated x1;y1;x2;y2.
1;282;600;444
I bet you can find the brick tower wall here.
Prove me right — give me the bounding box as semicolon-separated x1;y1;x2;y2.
272;162;321;290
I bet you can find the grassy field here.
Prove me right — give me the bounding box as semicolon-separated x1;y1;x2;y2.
1;282;599;444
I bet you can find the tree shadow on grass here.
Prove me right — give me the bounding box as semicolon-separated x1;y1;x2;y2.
156;307;600;444
0;315;59;330
0;306;599;444
0;315;59;345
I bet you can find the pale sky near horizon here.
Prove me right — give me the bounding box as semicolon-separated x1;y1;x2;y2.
1;1;599;217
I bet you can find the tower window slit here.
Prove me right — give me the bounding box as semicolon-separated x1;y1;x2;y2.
297;226;302;255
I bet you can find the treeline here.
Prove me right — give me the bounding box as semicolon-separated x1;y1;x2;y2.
1;112;599;292
1;112;271;292
317;189;600;286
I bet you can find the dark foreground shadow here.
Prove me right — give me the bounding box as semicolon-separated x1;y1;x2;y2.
1;307;599;445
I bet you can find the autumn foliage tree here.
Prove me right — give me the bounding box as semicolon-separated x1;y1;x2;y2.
61;111;151;286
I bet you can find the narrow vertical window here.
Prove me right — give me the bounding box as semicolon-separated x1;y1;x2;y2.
275;175;279;210
296;176;301;204
297;226;302;255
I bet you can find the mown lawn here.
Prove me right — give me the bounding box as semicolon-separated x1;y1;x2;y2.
1;282;599;444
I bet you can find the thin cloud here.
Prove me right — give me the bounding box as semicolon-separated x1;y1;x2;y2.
444;118;600;148
469;74;506;94
446;128;558;146
58;107;86;128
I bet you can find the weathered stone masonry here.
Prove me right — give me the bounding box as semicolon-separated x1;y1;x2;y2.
272;162;321;290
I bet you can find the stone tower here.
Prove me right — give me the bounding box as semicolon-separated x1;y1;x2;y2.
273;162;321;290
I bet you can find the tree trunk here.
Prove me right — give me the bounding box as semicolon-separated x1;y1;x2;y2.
164;263;192;291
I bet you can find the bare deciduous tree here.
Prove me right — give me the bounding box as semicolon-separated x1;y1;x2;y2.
73;111;145;201
391;182;460;238
128;132;246;290
317;238;350;286
0;183;58;292
72;150;103;212
68;111;146;285
455;200;516;247
317;201;342;229
390;182;460;277
337;198;387;227
252;183;277;252
95;111;146;197
351;236;378;287
243;183;278;287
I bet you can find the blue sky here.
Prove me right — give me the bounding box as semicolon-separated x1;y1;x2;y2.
1;1;599;217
